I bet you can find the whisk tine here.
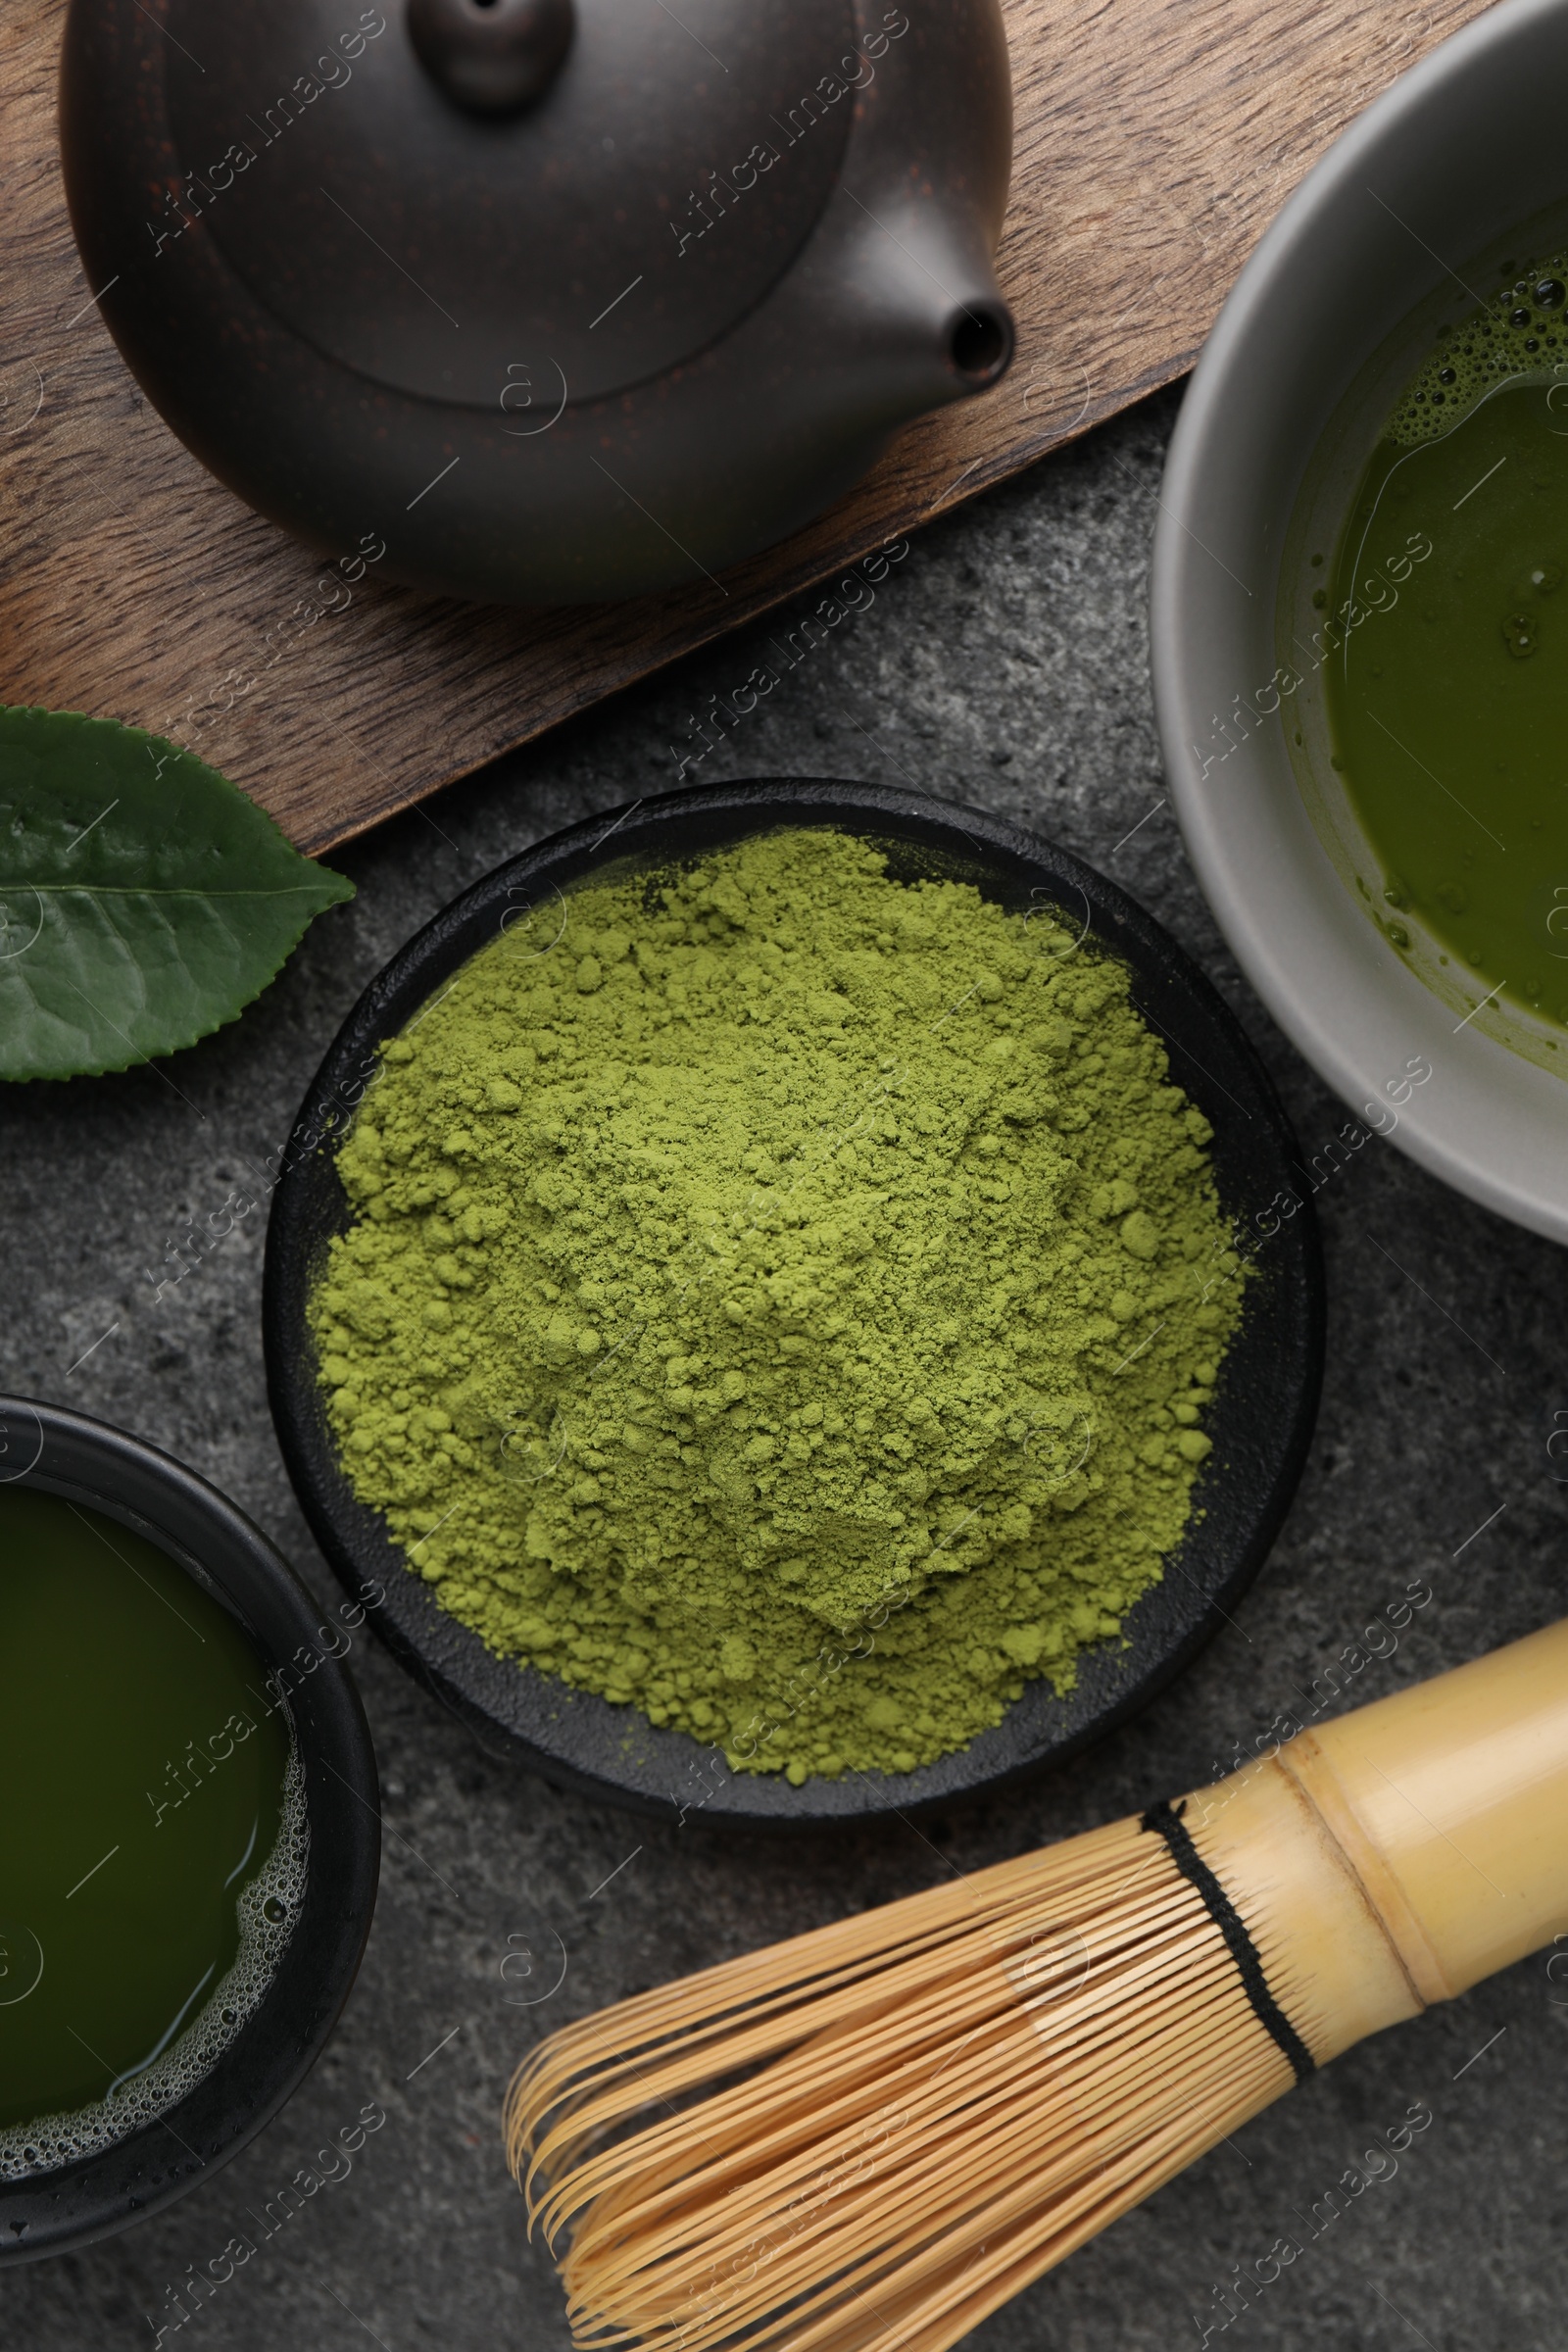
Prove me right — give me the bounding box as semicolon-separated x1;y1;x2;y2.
526;1843;1181;2224
517;1841;1161;2209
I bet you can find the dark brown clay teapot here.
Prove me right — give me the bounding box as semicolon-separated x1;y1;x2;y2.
61;0;1014;606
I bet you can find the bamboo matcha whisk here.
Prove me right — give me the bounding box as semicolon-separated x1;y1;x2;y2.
507;1619;1568;2352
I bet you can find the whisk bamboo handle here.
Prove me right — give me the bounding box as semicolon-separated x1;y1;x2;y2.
1188;1616;1568;2064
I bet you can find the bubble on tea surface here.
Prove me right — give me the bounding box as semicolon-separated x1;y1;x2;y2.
1392;245;1568;445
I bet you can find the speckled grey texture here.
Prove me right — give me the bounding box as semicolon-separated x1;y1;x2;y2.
3;385;1566;2352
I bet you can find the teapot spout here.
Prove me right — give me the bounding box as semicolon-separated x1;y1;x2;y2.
944;297;1015;391
817;209;1016;434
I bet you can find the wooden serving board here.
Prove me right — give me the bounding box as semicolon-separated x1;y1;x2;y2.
0;0;1490;855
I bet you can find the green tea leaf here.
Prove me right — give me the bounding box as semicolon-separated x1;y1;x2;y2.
0;708;354;1081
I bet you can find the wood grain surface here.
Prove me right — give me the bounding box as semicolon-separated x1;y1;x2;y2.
0;0;1491;854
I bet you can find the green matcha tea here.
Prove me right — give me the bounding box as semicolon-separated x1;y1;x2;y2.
1323;253;1568;1018
310;826;1245;1782
0;1490;305;2179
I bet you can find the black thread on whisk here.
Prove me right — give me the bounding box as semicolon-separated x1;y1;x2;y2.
1140;1797;1315;2085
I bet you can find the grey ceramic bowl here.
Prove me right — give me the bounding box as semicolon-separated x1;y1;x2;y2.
1152;0;1568;1245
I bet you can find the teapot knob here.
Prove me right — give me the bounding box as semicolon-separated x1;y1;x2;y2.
407;0;575;116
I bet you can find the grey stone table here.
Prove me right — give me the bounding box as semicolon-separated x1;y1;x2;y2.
4;386;1565;2352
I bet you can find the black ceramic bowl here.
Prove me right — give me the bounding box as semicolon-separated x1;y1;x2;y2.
0;1398;378;2265
265;778;1324;1827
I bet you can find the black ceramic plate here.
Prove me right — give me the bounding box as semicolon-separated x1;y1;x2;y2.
264;778;1323;1827
0;1396;378;2264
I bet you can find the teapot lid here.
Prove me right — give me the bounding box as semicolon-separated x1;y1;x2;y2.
162;0;859;413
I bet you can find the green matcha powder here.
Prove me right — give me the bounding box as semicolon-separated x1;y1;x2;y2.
311;828;1244;1780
